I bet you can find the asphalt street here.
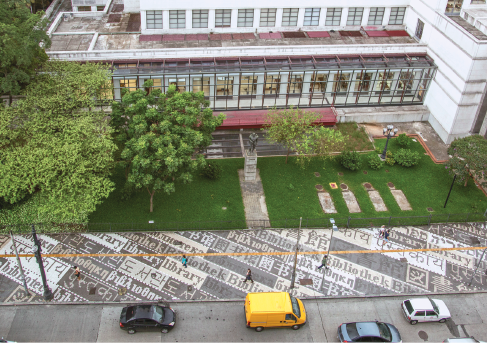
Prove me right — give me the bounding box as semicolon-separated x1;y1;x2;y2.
0;292;486;342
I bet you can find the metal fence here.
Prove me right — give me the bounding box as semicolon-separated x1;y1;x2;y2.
1;212;485;234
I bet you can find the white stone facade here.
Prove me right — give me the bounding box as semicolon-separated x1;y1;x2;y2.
59;0;487;143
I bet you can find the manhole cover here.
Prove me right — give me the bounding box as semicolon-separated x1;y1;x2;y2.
340;183;348;190
89;287;96;295
314;172;320;177
364;183;372;189
315;184;323;191
330;182;338;189
299;279;313;286
385;170;389;173
363;170;368;174
400;258;408;262
118;287;127;296
387;182;395;188
418;330;428;341
173;241;182;245
427;207;434;212
187;285;193;292
338;172;344;176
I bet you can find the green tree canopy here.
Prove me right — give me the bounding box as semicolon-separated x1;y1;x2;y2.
111;82;225;212
263;107;344;165
445;135;487;187
0;61;116;223
0;0;51;96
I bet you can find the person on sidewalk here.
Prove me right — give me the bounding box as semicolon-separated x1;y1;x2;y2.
73;266;81;280
317;254;328;270
382;229;390;246
379;225;386;240
182;255;188;268
243;269;254;283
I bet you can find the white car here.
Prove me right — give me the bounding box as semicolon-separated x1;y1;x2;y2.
443;338;487;343
401;298;451;325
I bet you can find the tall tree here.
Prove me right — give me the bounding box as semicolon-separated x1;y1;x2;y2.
263;107;319;164
0;0;51;98
0;61;116;223
263;108;344;164
445;135;487;187
112;82;225;212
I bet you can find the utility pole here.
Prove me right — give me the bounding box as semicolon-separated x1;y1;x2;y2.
468;247;487;287
31;225;53;301
10;231;31;297
290;217;302;289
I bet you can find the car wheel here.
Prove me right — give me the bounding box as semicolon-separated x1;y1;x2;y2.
292;325;300;330
439;318;447;323
128;329;136;334
255;327;263;332
410;320;418;325
161;328;169;334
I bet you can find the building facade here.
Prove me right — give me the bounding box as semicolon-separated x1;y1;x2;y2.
52;0;487;143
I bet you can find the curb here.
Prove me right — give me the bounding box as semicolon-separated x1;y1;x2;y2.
2;289;487;307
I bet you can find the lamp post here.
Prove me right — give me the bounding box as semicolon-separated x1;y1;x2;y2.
444;174;457;208
325;218;339;269
290;217;302;289
380;125;399;160
31;225;53;301
468;241;487;287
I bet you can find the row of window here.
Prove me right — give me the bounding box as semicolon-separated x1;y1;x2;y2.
146;7;406;29
103;68;435;110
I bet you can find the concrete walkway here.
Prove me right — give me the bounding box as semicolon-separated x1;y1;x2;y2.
0;223;485;304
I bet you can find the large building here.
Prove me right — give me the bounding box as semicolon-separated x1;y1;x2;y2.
46;0;487;143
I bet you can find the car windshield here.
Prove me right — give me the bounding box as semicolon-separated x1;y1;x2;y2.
346;323;360;340
430;299;439;314
152;306;165;322
377;322;392;342
404;300;414;314
290;296;301;318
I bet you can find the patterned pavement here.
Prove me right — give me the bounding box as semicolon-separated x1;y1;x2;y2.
0;223;486;303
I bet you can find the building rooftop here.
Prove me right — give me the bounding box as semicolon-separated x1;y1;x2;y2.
49;13;417;53
449;15;487;40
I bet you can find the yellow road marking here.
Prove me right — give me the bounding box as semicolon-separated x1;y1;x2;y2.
1;245;486;258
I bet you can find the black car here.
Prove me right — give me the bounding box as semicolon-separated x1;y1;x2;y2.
337;321;402;342
119;304;176;334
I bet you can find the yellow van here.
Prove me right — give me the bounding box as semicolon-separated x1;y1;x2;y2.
244;292;306;332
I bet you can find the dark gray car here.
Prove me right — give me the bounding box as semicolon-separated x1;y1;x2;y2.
337;321;402;342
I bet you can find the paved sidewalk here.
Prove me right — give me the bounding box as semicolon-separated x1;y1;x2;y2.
0;223;486;304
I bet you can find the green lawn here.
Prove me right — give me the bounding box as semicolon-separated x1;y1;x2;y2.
88;158;246;229
258;137;486;227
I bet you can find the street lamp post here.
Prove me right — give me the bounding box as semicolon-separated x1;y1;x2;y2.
31;225;53;301
380;125;399;160
468;246;487;287
325;218;339;270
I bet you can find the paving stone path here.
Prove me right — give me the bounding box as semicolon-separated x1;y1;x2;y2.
388;182;412;211
340;183;361;213
238;169;270;228
363;183;388;212
0;223;486;304
317;187;337;214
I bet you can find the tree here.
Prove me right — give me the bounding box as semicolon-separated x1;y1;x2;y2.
0;61;116;223
263;108;344;164
111;82;225;212
445;135;487;187
263;107;319;164
0;0;51;98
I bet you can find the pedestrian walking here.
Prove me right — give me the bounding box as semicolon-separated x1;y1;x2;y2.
243;268;254;283
73;266;81;280
182;255;187;268
379;225;386;239
317;254;328;270
382;229;390;246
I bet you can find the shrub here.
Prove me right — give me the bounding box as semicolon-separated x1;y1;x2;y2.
375;146;382;154
340;150;362;171
368;153;384;170
202;161;222;180
385;157;395;166
287;183;295;191
396;133;412;147
394;149;421;167
386;150;393;158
